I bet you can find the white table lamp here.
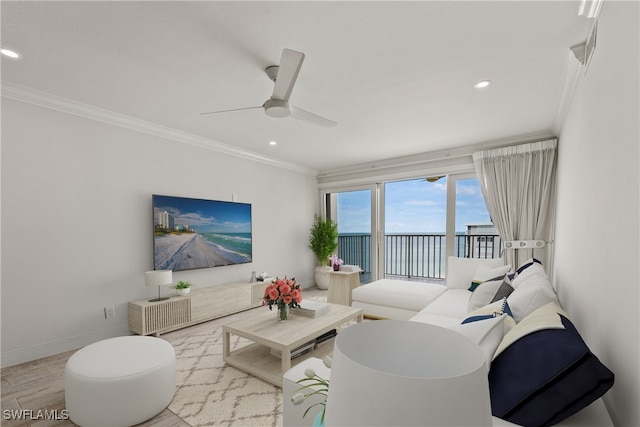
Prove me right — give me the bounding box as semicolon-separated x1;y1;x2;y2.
325;320;492;426
145;270;172;302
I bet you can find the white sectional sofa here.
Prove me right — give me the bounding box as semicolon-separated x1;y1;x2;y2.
284;256;615;427
351;256;507;321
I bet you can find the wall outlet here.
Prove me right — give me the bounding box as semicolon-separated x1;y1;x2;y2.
104;306;115;319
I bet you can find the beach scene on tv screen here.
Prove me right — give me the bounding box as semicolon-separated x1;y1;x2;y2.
153;195;252;271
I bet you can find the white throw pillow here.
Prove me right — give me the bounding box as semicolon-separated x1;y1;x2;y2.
446;256;504;290
464;299;517;332
451;299;517;367
511;262;548;289
468;264;512;293
450;313;511;369
449;301;515;371
473;264;512;282
507;275;558;322
467;278;513;313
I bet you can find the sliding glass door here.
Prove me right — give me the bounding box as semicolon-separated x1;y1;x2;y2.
384;177;447;281
323;185;377;284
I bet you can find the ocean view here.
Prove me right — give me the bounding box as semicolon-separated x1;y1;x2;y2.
200;232;252;264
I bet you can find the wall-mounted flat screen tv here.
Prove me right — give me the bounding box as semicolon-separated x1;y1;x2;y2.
152;194;252;271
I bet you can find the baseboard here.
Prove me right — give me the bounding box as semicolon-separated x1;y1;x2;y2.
1;324;132;368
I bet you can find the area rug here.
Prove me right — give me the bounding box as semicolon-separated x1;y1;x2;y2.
166;295;335;427
168;326;283;427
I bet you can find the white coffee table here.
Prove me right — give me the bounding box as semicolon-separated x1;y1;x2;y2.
222;303;363;387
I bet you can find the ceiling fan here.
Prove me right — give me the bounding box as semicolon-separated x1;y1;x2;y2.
201;48;337;128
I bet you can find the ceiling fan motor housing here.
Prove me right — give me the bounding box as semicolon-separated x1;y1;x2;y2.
265;65;279;82
264;99;291;118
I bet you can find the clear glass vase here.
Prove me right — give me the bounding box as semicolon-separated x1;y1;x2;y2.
277;302;289;321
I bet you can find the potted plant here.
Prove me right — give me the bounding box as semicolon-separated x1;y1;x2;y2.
172;280;192;296
308;217;338;290
291;356;333;426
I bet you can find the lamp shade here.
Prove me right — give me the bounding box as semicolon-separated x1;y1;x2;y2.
325;320;492;426
145;270;172;287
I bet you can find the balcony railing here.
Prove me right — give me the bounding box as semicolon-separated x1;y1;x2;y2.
337;233;502;281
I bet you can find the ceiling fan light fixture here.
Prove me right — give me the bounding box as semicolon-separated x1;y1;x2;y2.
425;176;445;183
474;80;491;89
264;99;291;118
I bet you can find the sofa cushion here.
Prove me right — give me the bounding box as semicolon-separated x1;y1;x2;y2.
419;288;472;318
489;303;614;427
351;279;446;312
446;256;505;290
351;301;421;321
409;312;463;329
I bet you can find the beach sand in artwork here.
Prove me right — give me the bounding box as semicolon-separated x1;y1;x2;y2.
155;233;232;270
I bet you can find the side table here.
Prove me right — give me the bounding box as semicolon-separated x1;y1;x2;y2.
327;270;360;306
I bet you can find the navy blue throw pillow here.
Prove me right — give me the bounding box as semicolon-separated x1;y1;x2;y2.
489;315;614;427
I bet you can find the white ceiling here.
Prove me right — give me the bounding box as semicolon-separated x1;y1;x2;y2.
1;1;592;173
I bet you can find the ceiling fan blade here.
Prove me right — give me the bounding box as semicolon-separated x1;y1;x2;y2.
271;49;305;102
200;106;262;115
290;106;337;128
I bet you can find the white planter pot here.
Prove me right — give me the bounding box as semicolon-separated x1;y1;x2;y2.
176;288;191;296
314;266;332;290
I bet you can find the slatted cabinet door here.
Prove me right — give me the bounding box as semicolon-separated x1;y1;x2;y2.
129;282;263;336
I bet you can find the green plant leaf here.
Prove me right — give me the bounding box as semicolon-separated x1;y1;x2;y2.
308;217;339;265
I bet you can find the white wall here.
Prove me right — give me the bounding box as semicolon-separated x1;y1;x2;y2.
0;97;319;367
554;2;639;426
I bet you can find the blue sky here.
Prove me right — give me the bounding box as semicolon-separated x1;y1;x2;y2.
153;195;252;233
337;177;492;234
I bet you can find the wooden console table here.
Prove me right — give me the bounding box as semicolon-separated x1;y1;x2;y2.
128;281;265;336
327;271;360;306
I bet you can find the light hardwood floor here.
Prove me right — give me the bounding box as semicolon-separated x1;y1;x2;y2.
1;287;328;427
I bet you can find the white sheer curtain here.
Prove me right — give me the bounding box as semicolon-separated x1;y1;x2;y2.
472;139;557;269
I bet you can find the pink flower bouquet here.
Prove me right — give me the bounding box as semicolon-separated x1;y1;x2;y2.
263;277;302;311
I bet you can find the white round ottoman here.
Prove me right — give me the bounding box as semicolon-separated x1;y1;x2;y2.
65;336;176;427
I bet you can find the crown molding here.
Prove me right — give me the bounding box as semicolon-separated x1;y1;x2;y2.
317;131;556;186
553;49;585;135
553;15;598;135
1;82;318;176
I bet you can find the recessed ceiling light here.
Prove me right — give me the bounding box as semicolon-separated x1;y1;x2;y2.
1;48;22;59
474;80;491;89
269;140;277;146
